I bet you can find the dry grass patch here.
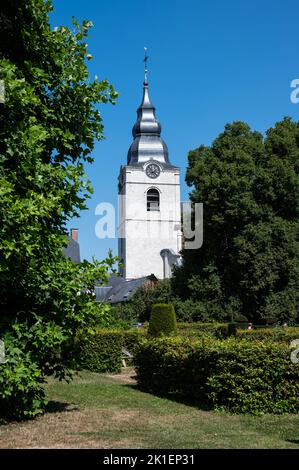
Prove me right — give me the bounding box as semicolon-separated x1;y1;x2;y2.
0;368;299;449
0;407;143;449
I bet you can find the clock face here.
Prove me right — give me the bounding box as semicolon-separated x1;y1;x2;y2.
146;163;160;179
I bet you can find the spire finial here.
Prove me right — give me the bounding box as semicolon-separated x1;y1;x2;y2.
143;47;149;85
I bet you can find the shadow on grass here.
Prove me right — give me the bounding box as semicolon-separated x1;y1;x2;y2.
0;401;79;426
285;439;299;445
123;383;213;411
45;400;79;414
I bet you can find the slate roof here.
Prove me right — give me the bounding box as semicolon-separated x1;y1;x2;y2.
95;274;157;304
127;68;173;167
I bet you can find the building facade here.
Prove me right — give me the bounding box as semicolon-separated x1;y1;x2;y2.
118;66;181;280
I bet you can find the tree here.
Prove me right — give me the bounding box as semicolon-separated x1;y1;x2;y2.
0;0;117;419
113;279;173;323
114;279;213;323
172;120;299;324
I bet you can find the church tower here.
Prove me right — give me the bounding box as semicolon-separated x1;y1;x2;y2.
118;54;181;279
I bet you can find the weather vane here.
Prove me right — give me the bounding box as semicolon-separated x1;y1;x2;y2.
144;47;149;67
144;47;149;83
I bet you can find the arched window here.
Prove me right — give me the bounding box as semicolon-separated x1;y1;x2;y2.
147;188;160;211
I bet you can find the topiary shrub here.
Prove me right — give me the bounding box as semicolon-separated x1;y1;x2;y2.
148;304;177;337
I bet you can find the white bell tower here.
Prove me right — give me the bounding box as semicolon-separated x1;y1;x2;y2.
118;52;181;280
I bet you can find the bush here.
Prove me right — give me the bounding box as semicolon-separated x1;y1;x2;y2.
109;304;138;324
134;336;299;414
112;279;228;324
173;299;207;322
148;304;177;337
75;328;146;373
76;330;123;373
235;326;299;343
112;278;230;324
121;329;146;354
173;299;226;323
233;314;248;323
177;322;229;339
111;279;173;323
0;333;46;421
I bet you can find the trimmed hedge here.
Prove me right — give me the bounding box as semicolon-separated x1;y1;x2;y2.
75;324;299;379
122;328;146;353
177;323;299;342
148;304;177;337
76;328;146;373
235;326;299;343
177;322;229;339
76;330;123;373
134;337;299;414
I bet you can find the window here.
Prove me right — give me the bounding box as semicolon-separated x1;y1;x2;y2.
147;188;160;211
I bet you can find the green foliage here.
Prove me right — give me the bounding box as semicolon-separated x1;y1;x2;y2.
235;326;299;343
115;280;220;323
177;322;229;339
178;322;299;343
0;0;118;419
233;314;248;323
173;119;299;324
95;303;133;330
76;330;123;374
0;332;46;420
134;337;299;414
148;304;177;337
174;299;224;322
114;279;173;323
75;328;146;373
121;329;146;354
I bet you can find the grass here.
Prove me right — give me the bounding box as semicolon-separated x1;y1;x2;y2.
0;368;299;448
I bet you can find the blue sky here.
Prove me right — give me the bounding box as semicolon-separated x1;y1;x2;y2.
51;0;299;262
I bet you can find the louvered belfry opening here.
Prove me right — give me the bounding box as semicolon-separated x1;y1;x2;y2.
147;188;160;211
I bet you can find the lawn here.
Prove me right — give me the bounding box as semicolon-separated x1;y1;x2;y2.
0;368;298;449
